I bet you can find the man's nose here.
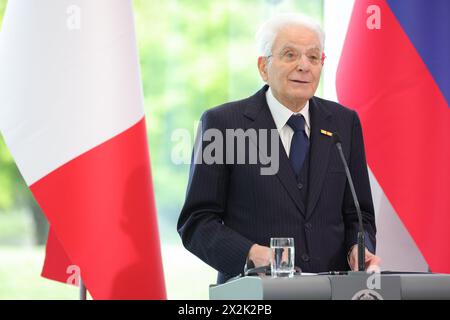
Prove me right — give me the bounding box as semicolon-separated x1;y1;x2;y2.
296;55;311;72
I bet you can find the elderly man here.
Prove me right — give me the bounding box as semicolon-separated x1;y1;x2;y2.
178;13;380;284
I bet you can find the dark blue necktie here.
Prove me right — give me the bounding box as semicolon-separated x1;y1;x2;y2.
287;114;309;176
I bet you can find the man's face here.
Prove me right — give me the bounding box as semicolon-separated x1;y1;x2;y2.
258;25;323;110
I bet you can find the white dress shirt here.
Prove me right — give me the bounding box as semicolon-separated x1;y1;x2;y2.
266;87;310;156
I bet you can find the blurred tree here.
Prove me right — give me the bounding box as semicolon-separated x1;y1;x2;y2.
0;1;18;213
0;138;17;210
0;136;48;245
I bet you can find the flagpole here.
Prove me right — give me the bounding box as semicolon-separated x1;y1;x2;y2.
79;277;87;300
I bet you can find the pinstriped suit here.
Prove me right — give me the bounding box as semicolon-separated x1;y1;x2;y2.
177;85;376;284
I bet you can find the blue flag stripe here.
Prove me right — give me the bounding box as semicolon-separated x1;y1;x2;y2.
386;0;450;106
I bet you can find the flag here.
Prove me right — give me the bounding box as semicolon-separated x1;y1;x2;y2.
337;0;450;272
0;0;166;299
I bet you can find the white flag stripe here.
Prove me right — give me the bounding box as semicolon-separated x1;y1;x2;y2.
369;169;428;271
0;0;144;185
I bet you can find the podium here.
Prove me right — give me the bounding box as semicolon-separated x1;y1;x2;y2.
209;272;450;300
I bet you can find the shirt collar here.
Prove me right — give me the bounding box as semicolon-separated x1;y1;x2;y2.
266;87;310;132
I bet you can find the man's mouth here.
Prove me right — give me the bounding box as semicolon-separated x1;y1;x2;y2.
290;79;310;84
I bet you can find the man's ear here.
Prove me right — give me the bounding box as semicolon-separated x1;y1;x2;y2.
257;56;269;82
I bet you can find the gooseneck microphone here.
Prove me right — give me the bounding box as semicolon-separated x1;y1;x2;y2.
332;132;365;272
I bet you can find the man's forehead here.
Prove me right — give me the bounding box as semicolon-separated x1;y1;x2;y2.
274;26;321;50
279;43;321;51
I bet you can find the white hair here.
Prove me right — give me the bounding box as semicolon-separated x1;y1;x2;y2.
255;13;325;57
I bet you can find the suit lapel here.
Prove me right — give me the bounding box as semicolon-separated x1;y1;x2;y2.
305;97;335;220
243;86;306;217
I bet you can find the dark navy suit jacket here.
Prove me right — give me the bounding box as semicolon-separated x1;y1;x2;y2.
177;85;376;284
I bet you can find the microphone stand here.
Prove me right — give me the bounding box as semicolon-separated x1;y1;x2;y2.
333;133;365;272
80;277;87;300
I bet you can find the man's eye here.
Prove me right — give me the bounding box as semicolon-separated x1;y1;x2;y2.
308;55;320;60
285;52;295;58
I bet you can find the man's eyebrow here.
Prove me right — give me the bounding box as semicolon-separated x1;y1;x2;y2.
303;44;321;51
279;44;296;51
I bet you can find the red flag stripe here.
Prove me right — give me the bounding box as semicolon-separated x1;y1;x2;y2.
32;117;166;299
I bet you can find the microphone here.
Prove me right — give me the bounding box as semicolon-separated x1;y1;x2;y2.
332;132;365;272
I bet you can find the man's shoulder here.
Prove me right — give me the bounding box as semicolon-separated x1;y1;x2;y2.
205;93;258;116
199;99;247;129
206;97;250;116
200;88;264;126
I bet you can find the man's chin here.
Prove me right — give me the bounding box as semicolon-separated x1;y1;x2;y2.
287;92;313;103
